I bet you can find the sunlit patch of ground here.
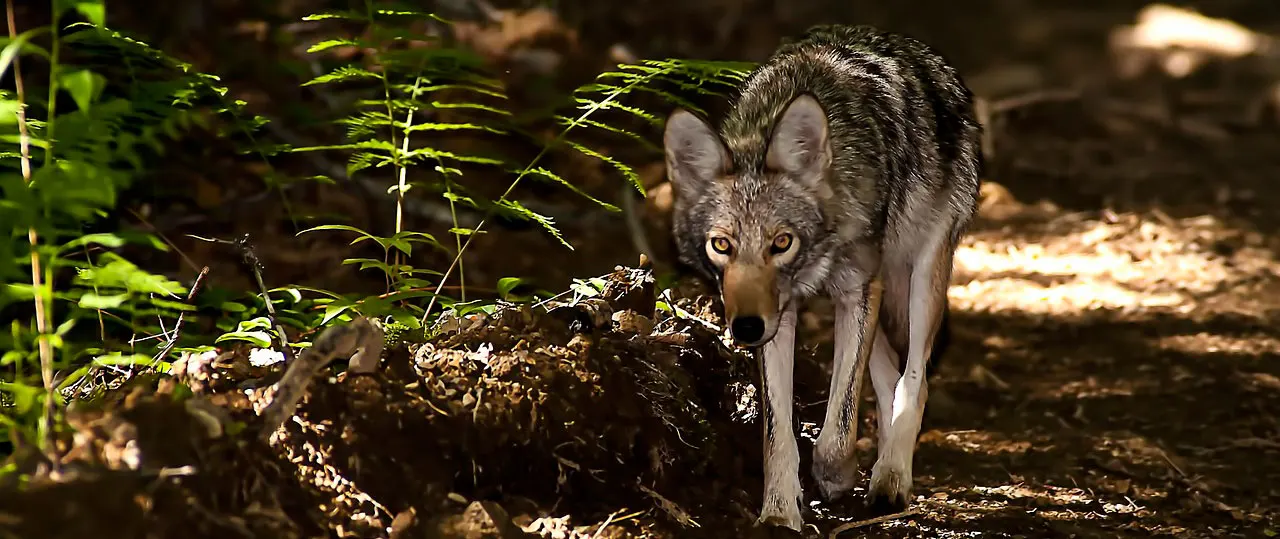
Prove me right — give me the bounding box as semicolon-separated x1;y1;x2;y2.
1156;333;1280;356
948;213;1277;315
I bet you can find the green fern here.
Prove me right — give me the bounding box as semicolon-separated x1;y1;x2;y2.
0;2;277;450
553;58;754;196
415;58;755;323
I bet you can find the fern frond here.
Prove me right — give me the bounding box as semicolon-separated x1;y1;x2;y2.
307;38;366;54
403;122;507;135
412;82;508;98
427;102;511;116
570;97;662;126
291;140;398;153
557;116;660;153
523;167;621;212
494;199;569;248
402;148;505;167
302;10;369;21
304;66;384;87
560;139;642;195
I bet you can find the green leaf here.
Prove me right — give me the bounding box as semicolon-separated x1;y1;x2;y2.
303;66;382;87
306;38;362;54
30;160;119;220
494;199;570;249
78;292;127;309
215;317;276;347
74;253;186;298
301;10;367;21
299;224;384;249
54;0;106;26
560;139;643;196
321;299;355;326
496;277;528;301
0;27;52;82
58;231;167;254
343;257;396;277
273;287;305;304
59;232;125;253
387;310;422;330
1;350;30;367
522;166;621;211
58;69;107;112
215;330;273;347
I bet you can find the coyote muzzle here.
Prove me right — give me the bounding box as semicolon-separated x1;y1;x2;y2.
721;261;779;347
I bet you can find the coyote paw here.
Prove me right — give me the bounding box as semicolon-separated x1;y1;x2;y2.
757;476;804;532
865;458;912;515
811;440;858;501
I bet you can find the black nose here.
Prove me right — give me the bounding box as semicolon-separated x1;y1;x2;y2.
731;316;766;344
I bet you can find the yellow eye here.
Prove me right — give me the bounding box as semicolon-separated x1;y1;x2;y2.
771;233;793;254
710;236;733;255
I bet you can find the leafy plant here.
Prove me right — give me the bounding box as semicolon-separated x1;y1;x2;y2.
0;0;264;452
0;0;756;468
276;1;752;331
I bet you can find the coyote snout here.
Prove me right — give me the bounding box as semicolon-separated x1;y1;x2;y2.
722;261;780;346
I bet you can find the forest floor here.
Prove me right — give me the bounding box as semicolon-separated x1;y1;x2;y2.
5;0;1280;538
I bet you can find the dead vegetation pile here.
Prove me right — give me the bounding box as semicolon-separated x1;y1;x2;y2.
0;265;777;539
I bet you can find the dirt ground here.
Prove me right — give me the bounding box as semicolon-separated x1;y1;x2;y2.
5;0;1280;538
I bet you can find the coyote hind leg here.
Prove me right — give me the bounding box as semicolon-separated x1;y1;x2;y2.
867;220;959;513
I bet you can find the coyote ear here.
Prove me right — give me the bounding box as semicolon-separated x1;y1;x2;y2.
765;94;831;182
664;108;728;199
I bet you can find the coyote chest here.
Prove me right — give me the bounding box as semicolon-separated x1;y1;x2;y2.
663;24;981;531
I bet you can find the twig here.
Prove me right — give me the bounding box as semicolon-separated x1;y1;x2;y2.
827;508;920;538
1154;445;1187;478
619;182;654;261
8;0;58;473
188;234;294;361
153;266;210;362
233;234;294;361
64;265;211;397
590;509;621;539
126;208;203;272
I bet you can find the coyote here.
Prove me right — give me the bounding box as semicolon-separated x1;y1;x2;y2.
662;25;981;530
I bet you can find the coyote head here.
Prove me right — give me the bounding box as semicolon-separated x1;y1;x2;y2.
663;93;834;347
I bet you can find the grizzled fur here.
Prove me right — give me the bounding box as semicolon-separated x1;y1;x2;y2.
671;24;981;297
664;24;981;531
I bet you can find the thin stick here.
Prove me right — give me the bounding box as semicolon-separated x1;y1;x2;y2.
234;234;293;361
619;182;653;260
153;266;210;362
1154;445;1187;478
590;509;621;539
8;0;58;472
827;508;920;538
65;266;212;395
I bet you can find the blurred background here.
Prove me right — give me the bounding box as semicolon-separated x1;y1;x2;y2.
13;0;1280;298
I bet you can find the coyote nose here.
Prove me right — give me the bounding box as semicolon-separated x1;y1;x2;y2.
731;316;766;345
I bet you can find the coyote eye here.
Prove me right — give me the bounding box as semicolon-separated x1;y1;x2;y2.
770;233;794;254
710;236;734;255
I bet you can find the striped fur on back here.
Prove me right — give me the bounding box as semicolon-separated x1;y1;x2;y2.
719;25;981;244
